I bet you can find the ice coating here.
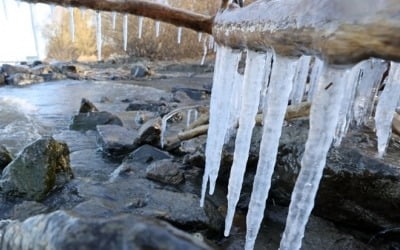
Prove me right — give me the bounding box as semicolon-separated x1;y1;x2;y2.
374;62;400;157
280;65;348;250
224;50;269;236
200;46;242;207
245;55;297;250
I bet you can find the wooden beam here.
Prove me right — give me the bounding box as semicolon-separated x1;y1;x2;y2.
213;0;400;64
22;0;213;34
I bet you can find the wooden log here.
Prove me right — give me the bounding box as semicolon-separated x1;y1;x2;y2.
213;0;400;64
22;0;213;34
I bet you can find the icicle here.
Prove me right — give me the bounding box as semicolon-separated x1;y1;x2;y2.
208;36;214;50
290;56;311;105
186;109;193;128
69;7;75;42
224;50;269;236
307;57;324;102
198;32;202;42
194;110;198;121
29;4;40;58
155;21;161;37
177;27;182;44
96;11;102;61
374;62;400;157
200;46;242;207
123;14;128;51
200;40;208;65
1;0;7;19
138;16;144;39
259;53;274;112
112;12;117;30
50;4;55;14
245;55;297;250
353;59;388;126
280;65;348;250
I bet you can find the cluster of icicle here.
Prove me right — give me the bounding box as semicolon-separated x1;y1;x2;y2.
201;45;398;250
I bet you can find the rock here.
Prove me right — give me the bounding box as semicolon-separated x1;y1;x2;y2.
99;96;112;103
31;60;43;67
146;159;185;185
161;63;213;74
0;145;12;171
6;73;44;86
1;64;30;76
30;64;56;75
0;210;212;250
171;87;208;101
126;101;171;116
136;117;162;146
0;73;6;86
115;111;156;130
131;64;149;78
96;125;138;158
79;98;99;113
61;64;78;74
70;111;123;131
0;137;73;201
11;201;49;220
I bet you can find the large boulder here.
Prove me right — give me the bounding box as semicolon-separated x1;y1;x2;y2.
78;98;99;113
0;137;73;200
0;211;212;250
0;145;12;172
70;111;123;131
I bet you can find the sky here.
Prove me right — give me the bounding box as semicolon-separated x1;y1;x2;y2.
0;0;51;61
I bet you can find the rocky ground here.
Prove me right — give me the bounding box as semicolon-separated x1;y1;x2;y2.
0;59;399;249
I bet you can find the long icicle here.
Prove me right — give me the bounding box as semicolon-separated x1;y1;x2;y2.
138;16;144;39
112;12;117;30
69;7;75;42
374;62;400;157
224;50;269;236
280;65;348;250
123;14;128;51
96;11;102;61
200;46;242;207
177;27;183;44
307;58;324;102
245;55;297;250
155;21;161;37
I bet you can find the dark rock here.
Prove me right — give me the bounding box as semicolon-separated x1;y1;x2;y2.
61;64;77;74
65;72;81;80
0;137;73;201
1;64;30;76
0;73;5;86
0;145;12;171
136;117;161;146
96;125;138;158
6;73;44;86
126;101;171;115
31;64;55;75
31;60;43;67
11;201;49;220
173;90;194;103
0;210;212;250
146;159;185;185
172;87;208;101
70;111;123;131
79;98;99;113
131;64;149;78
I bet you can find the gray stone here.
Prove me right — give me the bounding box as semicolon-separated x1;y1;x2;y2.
125;101;171;115
0;145;12;172
11;201;49;220
0;210;212;250
131;64;149;78
6;73;44;86
70;111;123;131
1;64;30;76
146;159;185;185
79;98;99;113
0;137;73;201
96;125;138;158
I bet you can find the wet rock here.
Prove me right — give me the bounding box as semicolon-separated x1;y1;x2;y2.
6;73;44;86
96;125;138;158
11;201;49;220
126;101;171;116
136;117;162;146
131;64;149;78
115;111;156;130
0;137;73;201
79;98;99;113
0;210;212;250
1;64;30;76
70;111;123;131
146;159;185;185
0;145;12;171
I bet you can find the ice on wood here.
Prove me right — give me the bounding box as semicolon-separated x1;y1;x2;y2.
374;62;400;157
123;14;128;51
96;12;102;61
29;4;40;57
280;65;348;250
245;55;297;250
69;7;75;42
138;16;144;39
290;56;311;105
307;58;324;102
200;46;242;207
177;27;183;44
224;50;269;236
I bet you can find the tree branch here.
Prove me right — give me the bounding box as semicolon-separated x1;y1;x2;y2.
22;0;213;34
